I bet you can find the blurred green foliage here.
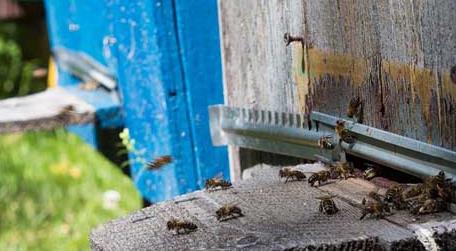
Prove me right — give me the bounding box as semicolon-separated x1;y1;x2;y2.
0;129;141;250
0;36;44;99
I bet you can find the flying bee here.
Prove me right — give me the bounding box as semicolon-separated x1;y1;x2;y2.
335;120;356;144
318;135;335;150
146;155;172;170
347;96;362;118
360;198;386;220
279;168;307;183
317;195;339;215
308;170;331;187
216;204;244;221
418;198;446;215
334;162;355;180
384;185;407;210
205;174;232;191
167;218;198;234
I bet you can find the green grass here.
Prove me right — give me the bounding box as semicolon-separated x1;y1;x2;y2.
0;129;141;251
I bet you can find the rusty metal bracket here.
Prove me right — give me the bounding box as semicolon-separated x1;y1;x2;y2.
209;105;456;181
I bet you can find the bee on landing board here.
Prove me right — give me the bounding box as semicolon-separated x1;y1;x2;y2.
334;162;355;180
167;218;197;234
216;204;244;221
417;198;446;215
335;120;356;144
317;195;339;215
384;185;407;210
205;174;232;191
279;168;307;183
308;170;331;187
146;155;173;170
360;198;387;220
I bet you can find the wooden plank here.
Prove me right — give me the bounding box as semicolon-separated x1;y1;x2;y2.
90;164;456;250
218;0;456;175
0;87;94;133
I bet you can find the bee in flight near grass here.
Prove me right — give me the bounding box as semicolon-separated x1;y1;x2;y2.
216;204;244;221
205;174;232;191
146;155;173;170
317;195;339;215
279;167;307;183
167;218;198;234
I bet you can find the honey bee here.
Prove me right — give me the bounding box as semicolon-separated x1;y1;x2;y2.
334;162;355;180
347;96;362;118
417;198;447;215
363;165;377;180
317;195;339;215
216;204;244;221
205;175;232;191
167;218;198;234
384;185;407;210
423;171;454;203
146;155;173;170
368;191;383;202
308;170;331;187
318;135;335;150
335;120;356;144
360;198;386;220
402;183;425;199
279;168;307;183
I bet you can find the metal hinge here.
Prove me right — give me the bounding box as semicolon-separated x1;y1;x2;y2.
209;105;456;181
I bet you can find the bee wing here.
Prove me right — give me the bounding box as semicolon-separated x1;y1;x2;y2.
212;172;225;180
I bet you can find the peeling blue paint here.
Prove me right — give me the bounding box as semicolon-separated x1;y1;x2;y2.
44;0;228;203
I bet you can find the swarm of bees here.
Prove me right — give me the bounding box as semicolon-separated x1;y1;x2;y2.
279;167;307;183
216;204;244;221
205;175;232;192
146;155;173;170
317;195;339;215
347;96;364;123
359;171;455;220
167;218;198;234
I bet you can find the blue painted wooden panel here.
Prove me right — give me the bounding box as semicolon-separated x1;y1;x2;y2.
173;0;229;186
111;0;199;202
44;0;228;203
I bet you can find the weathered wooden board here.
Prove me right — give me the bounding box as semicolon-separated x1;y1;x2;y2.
218;0;456;177
90;164;456;250
0;88;94;133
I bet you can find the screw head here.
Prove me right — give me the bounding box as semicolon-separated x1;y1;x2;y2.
450;66;456;84
283;33;291;45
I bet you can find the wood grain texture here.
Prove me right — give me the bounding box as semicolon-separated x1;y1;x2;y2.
90;164;456;250
0;88;94;133
219;0;456;176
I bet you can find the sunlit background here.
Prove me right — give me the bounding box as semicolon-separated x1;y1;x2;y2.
0;1;141;250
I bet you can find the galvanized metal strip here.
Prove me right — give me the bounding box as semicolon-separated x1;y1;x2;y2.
209;105;456;181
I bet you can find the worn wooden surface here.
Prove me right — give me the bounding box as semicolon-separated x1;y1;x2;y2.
90;164;456;250
218;0;456;178
0;88;94;133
